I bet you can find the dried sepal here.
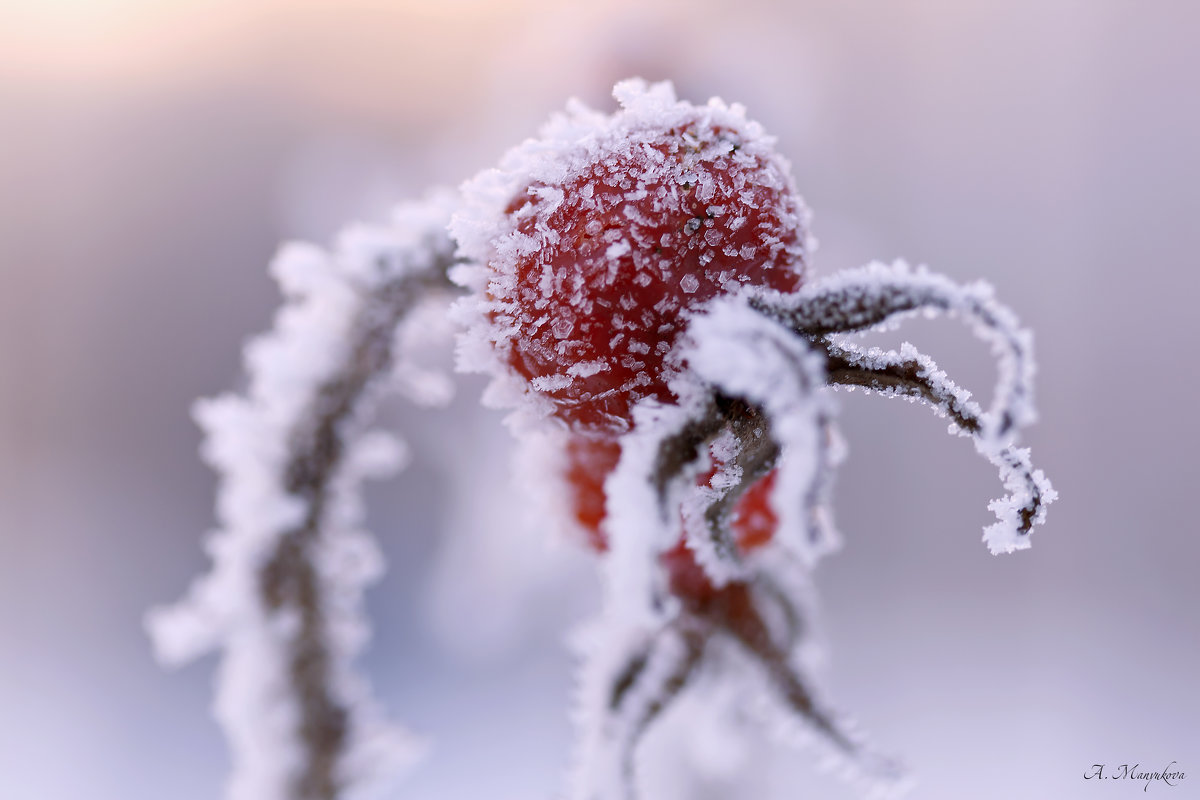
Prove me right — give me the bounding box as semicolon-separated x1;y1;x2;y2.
820;337;1056;552
755;260;1036;443
677;296;840;567
570;619;708;800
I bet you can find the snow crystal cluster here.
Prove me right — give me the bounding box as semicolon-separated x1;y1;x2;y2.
147;193;457;800
568;297;906;800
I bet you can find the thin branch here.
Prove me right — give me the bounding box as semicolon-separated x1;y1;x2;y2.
820;339;982;435
148;195;462;800
672;300;840;573
260;267;456;800
707;584;855;756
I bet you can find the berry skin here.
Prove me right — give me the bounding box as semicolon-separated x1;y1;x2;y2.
726;468;778;552
564;436;622;552
454;80;810;435
565;435;778;600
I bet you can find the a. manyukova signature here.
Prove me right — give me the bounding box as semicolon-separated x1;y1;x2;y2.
1085;762;1186;791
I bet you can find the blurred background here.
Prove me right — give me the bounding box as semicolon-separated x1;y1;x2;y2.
2;0;1197;798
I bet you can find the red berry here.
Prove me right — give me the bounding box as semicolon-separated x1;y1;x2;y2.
564;436;622;552
454;80;810;435
659;539;719;605
565;434;779;600
728;468;778;552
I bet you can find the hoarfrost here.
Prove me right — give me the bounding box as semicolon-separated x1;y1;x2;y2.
677;296;839;568
759;260;1057;552
758;260;1036;443
147;191;458;800
153;75;1058;800
568;294;901;800
562;254;1056;798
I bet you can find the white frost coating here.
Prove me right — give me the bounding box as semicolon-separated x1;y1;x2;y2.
767;260;1037;445
565;394;710;800
389;295;458;408
603;396;707;625
146;192;457;800
569;358;610;378
568;623;695;800
983;446;1057;554
678;295;839;567
826;338;983;437
677;432;747;588
741;556;910;797
824;336;1056;554
673;427;746;587
750;687;911;799
754;259;1056;553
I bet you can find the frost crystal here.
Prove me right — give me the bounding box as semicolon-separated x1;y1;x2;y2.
147;192;459;800
759;260;1036;444
567;295;904;800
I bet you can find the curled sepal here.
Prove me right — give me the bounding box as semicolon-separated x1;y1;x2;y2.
755;260;1035;444
821;338;1056;553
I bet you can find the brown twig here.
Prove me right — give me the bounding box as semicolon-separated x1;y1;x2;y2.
259;266;456;800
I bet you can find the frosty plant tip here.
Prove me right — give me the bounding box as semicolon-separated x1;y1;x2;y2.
149;78;1057;800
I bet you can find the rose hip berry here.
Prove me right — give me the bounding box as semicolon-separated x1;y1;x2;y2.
453;79;811;435
565;435;779;600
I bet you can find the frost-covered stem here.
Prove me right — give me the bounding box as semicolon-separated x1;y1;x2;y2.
820;341;982;435
602;621;708;800
148;195;460;800
704;584;854;756
261;269;453;799
679;298;839;569
651;394;777;566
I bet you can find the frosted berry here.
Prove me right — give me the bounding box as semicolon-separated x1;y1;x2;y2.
453;79;811;434
565;435;779;600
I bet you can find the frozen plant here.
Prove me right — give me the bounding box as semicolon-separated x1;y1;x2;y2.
147;195;459;800
150;79;1056;800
